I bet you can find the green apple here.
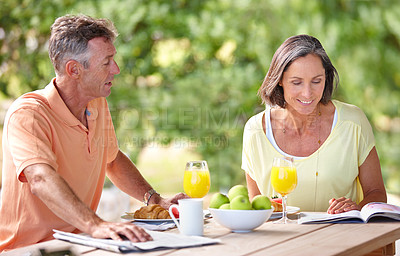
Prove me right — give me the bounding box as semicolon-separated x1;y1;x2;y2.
219;203;230;209
209;192;230;209
228;185;248;201
230;195;252;210
251;195;271;210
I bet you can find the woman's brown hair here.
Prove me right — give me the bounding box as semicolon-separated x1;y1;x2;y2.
258;34;339;107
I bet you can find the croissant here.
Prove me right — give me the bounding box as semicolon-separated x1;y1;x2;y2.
133;204;171;219
271;201;283;212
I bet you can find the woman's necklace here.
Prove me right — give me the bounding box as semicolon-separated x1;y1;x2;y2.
281;104;322;150
316;105;321;175
280;104;322;211
314;104;321;211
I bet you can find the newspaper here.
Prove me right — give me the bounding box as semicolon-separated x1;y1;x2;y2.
53;229;220;253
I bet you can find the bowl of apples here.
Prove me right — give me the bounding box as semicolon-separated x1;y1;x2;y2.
208;185;274;233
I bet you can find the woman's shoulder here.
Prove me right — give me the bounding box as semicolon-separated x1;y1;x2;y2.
332;100;370;126
243;109;267;141
244;110;265;130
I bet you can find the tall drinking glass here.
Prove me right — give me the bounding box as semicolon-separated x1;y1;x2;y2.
183;161;211;198
270;157;297;224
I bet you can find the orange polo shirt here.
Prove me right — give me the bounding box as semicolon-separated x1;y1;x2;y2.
0;79;119;251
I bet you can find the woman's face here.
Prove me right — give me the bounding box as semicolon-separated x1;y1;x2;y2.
280;54;325;115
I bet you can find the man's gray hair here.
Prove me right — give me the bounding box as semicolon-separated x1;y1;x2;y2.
48;14;118;76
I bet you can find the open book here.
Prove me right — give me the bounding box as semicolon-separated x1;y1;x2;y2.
53;229;220;253
299;202;400;224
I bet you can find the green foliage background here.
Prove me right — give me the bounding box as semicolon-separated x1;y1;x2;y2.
1;0;399;193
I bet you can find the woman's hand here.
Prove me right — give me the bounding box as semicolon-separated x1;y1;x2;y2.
327;197;361;214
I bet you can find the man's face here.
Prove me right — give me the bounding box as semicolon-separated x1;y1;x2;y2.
79;37;120;99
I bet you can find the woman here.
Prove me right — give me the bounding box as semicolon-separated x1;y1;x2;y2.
241;34;387;213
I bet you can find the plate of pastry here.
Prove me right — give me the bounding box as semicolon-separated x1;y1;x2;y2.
121;215;176;222
121;204;177;222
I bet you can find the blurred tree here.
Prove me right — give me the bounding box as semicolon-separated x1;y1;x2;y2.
0;0;399;193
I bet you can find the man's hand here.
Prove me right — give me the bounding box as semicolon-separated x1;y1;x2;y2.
154;192;189;210
24;163;152;243
327;197;361;214
90;221;152;242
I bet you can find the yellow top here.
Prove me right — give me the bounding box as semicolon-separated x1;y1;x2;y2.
241;100;375;211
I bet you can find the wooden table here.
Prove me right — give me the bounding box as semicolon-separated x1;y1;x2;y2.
3;217;400;256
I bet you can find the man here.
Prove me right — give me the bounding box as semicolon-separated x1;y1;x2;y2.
0;14;186;251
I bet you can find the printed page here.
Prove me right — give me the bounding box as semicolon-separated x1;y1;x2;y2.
298;211;363;224
134;231;220;250
361;202;400;222
53;229;220;253
53;230;125;253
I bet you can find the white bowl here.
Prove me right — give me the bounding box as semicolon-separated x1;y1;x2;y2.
209;208;273;233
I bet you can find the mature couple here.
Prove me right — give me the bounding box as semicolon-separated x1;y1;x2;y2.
0;15;386;251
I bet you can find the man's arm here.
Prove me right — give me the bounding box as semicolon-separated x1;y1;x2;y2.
106;150;187;209
23;163;152;242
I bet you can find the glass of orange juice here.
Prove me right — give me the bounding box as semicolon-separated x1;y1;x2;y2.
183;161;211;198
270;157;297;224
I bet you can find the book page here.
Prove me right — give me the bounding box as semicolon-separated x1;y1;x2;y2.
360;202;400;222
298;211;363;224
